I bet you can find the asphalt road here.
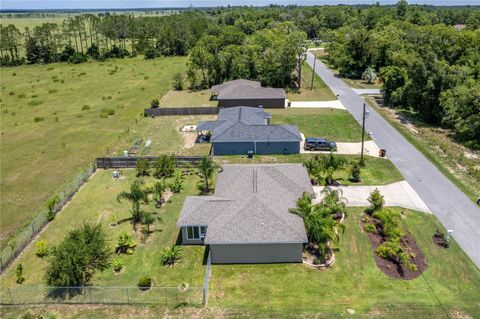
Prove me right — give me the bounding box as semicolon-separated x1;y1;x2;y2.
306;52;480;268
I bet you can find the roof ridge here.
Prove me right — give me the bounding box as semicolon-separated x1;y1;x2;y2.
260;166;306;195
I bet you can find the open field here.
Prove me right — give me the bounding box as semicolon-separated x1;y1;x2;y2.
0;56;195;248
287;62;336;101
0;170;206;290
365;96;480;202
271;108;369;143
214;154;404;186
209;207;480;317
160;89;217;107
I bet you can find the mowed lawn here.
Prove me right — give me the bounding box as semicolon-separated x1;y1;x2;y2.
287;61;336;101
209;207;480;317
270;108;368;142
0;56;208;248
160;89;217;107
0;169;206;292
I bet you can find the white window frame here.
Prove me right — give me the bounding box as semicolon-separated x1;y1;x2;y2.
186;226;206;240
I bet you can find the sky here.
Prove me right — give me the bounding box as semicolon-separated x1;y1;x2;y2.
1;0;479;10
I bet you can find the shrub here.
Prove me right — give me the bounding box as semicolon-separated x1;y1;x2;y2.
100;108;115;118
35;240;50;258
115;232;136;255
364;223;376;233
48;89;58;94
46;195;60;221
136;159;150;177
34;117;45;123
68;52;88;64
16;263;25;284
29;100;44;106
160;245;182;266
81;105;91;111
367;188;384;213
349;161;361;182
150;98;160;108
153;155;175;178
169;171;185;193
112;259;123;273
172;72;184;90
144;46;158;59
138;275;152;290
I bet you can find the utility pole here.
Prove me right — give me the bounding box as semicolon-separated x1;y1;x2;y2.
360;103;366;166
310;53;317;90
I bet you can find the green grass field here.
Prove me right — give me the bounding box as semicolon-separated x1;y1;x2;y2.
209;207;480;317
0;170;205;290
160;89;217;107
0;56;208;248
287;61;336;101
271;108;369;142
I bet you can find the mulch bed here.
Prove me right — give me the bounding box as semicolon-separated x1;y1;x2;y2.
432;230;450;249
302;243;331;266
361;215;427;280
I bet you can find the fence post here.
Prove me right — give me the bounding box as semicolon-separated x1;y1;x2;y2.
31;223;35;234
164;287;167;304
8;287;14;304
126;287;130;304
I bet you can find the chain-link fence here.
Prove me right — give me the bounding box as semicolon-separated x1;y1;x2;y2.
2;286;204;305
0;162;96;273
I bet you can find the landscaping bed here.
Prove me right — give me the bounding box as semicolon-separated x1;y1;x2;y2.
361;214;427;280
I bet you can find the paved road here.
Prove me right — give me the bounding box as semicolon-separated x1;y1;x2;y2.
306;52;480;268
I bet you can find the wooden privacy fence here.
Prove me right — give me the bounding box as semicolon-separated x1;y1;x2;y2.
96;156;205;169
144;107;220;116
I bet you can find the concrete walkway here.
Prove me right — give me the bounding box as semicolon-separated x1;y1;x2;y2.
307;52;480;267
290;100;346;110
352;88;381;95
313;181;431;213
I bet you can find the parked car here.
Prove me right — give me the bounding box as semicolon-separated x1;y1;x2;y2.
304;138;337;151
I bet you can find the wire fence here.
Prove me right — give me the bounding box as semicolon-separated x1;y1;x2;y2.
1;286;204;306
0;162;96;273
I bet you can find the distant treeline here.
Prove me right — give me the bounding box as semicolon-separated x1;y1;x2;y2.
1;2;479;147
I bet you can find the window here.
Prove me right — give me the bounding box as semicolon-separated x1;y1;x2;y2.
186;226;206;240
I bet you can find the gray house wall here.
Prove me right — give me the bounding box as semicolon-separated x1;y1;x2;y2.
210;243;303;264
212;141;300;155
218;98;286;108
180;226;204;245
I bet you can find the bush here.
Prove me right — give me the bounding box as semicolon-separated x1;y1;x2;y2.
364;223;376;233
100;108;115;118
367;188;384;213
172;72;184;90
16;263;25;284
349;161;361;182
34;117;44;122
160;245;182;266
46;195;60;221
35;240;50;258
150;98;160;108
115;232;136;255
81;105;91;111
169;171;184;193
136;159;150;177
138;275;152;290
68;52;88;64
153;155;175;179
112;259;123;273
144;46;158;59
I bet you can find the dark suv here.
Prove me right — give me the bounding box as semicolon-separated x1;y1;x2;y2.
304;138;337;151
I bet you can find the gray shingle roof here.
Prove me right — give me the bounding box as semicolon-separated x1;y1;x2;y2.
211;79;261;95
198;106;302;143
218;85;286;100
177;164;314;244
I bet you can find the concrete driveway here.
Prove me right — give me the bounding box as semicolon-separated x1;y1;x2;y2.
290;100;346;110
300;133;381;157
352;88;381;95
313;181;431;213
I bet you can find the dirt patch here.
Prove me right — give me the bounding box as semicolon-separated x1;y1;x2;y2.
361;215;427;280
432;230;450;249
182;132;197;149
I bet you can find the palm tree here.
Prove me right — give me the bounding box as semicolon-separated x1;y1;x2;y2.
142;212;155;234
320;187;347;217
198;156;218;194
303;158;322;185
152;180;166;208
117;180;149;230
318;154;347;185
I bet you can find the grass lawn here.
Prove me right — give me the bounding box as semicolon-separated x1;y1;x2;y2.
214;154;404;186
0;169;206;292
287;62;336;101
0;56;213;249
270;108;369;142
365;96;480;203
209;207;480;317
160;89;217;107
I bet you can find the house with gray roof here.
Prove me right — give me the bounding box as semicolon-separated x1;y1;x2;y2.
211;79;287;108
176;164;314;264
197;106;302;155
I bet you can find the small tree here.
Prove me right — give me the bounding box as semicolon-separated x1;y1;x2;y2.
153;155;175;179
197;156;218;194
172;72;184;90
318;154;347;185
349;161;361;182
46;195;60;221
35;240;50;258
16;263;25;284
142;212;156;235
362;66;377;84
303;158;322;185
367;188;385;213
138;275;152;291
160;246;182;266
152;180;166;208
117;180;149;229
150;98;160;108
170;171;184;193
136;159;150;177
115;231;137;255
